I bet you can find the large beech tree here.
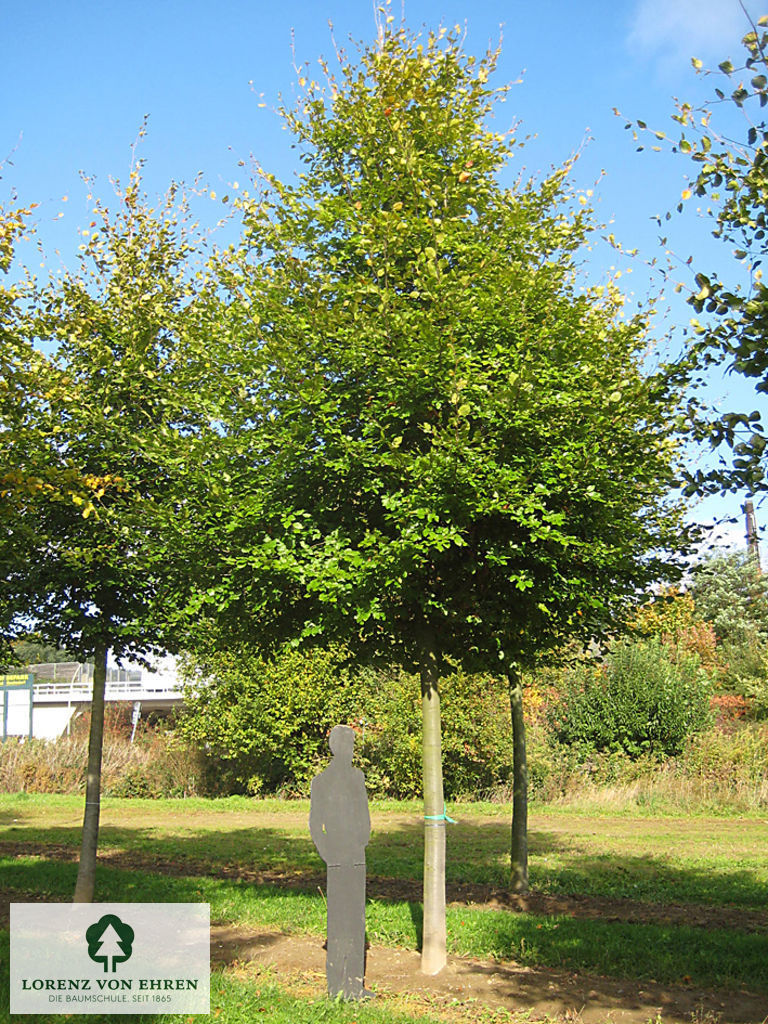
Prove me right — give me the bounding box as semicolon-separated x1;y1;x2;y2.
0;172;230;901
200;23;692;972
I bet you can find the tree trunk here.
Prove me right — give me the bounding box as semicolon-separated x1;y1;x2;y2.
420;645;446;975
509;669;528;893
74;639;108;903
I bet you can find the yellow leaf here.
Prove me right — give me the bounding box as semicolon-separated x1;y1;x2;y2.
681;189;692;200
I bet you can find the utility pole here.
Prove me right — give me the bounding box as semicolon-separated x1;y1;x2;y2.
744;499;762;574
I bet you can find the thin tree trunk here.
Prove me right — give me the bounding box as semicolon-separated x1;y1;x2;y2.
420;645;446;975
509;668;528;893
74;639;108;903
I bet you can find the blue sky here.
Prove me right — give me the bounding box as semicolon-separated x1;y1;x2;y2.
2;0;766;551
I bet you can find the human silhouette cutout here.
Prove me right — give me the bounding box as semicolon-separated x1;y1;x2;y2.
309;725;371;999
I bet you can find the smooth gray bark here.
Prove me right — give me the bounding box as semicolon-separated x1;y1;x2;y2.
73;640;108;903
420;648;446;974
509;670;529;893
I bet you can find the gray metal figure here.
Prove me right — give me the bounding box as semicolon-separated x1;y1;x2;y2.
309;725;372;999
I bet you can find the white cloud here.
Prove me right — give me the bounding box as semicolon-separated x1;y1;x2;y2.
628;0;762;67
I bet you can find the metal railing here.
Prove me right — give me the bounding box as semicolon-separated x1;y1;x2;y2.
28;663;183;703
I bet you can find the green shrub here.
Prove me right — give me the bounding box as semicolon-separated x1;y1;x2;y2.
547;639;711;758
354;666;515;799
179;648;517;799
178;646;361;795
679;721;768;782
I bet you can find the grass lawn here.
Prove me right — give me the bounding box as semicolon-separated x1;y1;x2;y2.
3;792;767;908
1;793;767;1019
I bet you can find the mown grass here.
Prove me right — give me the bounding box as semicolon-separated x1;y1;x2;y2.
2;794;768;998
2;855;766;995
2;793;768;909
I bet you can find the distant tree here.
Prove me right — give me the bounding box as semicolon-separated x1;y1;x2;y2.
691;550;768;645
8;640;74;667
0;169;230;901
194;22;694;969
632;588;721;679
689;550;768;688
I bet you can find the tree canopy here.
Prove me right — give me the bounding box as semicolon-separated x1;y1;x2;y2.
1;172;227;664
200;24;693;675
0;169;235;900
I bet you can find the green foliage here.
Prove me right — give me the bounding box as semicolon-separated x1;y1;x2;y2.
0;166;233;665
689;549;768;692
690;550;768;645
681;720;768;782
355;666;515;799
0;202;43;664
548;640;712;757
658;16;768;493
179;646;361;795
178;648;516;798
196;22;694;677
4;638;73;668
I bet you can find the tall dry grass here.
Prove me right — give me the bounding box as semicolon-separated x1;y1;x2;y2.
0;733;207;797
3;706;768;811
522;721;768;814
0;704;208;798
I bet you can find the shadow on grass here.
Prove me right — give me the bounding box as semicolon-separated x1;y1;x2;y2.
1;817;767;910
2;858;768;997
0;815;573;882
408;899;423;951
531;849;768;908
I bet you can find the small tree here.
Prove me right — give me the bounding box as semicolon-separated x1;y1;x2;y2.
632;588;721;678
0;200;44;665
197;21;693;969
0;170;227;900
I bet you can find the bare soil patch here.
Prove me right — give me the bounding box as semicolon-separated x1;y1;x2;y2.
211;923;768;1024
1;889;764;1024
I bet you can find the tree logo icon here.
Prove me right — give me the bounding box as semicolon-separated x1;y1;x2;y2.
86;914;135;973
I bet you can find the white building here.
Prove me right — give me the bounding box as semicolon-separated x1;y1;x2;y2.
1;656;183;741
